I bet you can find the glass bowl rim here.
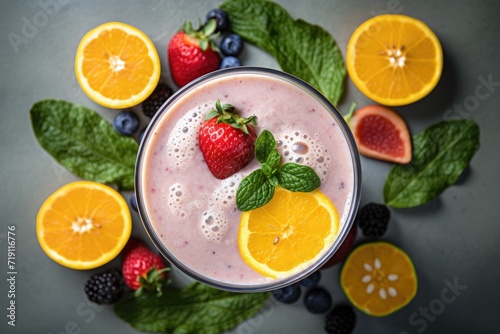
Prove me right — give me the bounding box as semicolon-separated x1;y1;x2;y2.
135;66;362;292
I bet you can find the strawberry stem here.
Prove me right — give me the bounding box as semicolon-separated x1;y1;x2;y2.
205;99;258;135
182;19;219;52
134;267;170;298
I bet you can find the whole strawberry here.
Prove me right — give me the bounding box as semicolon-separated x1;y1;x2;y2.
199;100;257;179
122;238;168;296
168;19;220;87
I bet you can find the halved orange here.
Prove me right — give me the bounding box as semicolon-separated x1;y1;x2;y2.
239;187;339;279
75;22;161;109
36;181;132;270
346;14;443;106
340;242;417;316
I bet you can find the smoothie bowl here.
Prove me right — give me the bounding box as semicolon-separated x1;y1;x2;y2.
135;67;361;292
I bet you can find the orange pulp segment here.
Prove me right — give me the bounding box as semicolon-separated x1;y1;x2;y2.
36;181;132;270
346;14;443;106
340;242;417;316
239;187;339;279
75;22;161;109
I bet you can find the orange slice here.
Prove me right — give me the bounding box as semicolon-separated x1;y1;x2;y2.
36;181;132;270
346;14;443;106
75;22;161;109
239;187;339;279
340;242;417;316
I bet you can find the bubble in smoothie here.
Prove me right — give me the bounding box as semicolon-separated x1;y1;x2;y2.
200;209;229;242
276;127;331;183
167;182;187;218
210;174;242;208
199;174;242;242
166;108;204;169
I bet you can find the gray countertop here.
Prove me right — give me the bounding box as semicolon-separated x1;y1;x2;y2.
1;0;499;333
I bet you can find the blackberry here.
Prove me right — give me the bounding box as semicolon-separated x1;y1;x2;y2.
84;269;125;305
325;304;356;334
142;83;172;117
357;203;390;238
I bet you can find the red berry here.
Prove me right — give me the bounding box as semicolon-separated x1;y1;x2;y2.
321;224;358;269
167;21;220;87
121;239;167;291
198;101;257;179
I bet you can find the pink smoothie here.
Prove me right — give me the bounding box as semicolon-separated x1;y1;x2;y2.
138;69;358;288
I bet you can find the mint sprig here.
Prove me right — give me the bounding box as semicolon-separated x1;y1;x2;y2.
236;130;320;211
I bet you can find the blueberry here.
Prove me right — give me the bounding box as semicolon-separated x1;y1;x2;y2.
304;287;332;314
300;270;322;288
130;193;138;212
138;129;146;143
220;33;244;56
113;111;139;136
206;9;229;32
272;284;301;304
219;56;241;69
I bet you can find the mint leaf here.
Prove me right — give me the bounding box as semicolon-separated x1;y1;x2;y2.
30;99;138;190
236;169;275;211
255;129;276;163
220;0;346;105
278;163;321;192
255;130;281;176
384;120;480;208
115;282;269;333
236;130;322;211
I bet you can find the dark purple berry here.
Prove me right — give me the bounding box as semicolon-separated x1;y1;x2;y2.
325;304;356;334
206;9;229;32
357;203;390;238
142;83;172;118
220;33;244;56
304;287;332;314
300;270;321;288
272;284;301;304
130;193;138;212
219;56;241;69
84;269;125;305
138;129;146;143
113;111;139;136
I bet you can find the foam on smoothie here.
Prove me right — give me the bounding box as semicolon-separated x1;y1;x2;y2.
200;174;241;242
274;125;331;183
166;106;205;170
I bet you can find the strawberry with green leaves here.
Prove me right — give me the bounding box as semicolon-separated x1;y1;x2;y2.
122;238;169;296
168;19;220;87
199;100;258;179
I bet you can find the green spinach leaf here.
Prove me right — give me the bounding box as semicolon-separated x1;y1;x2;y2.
221;0;346;105
30;99;138;190
114;282;269;333
384;120;480;208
